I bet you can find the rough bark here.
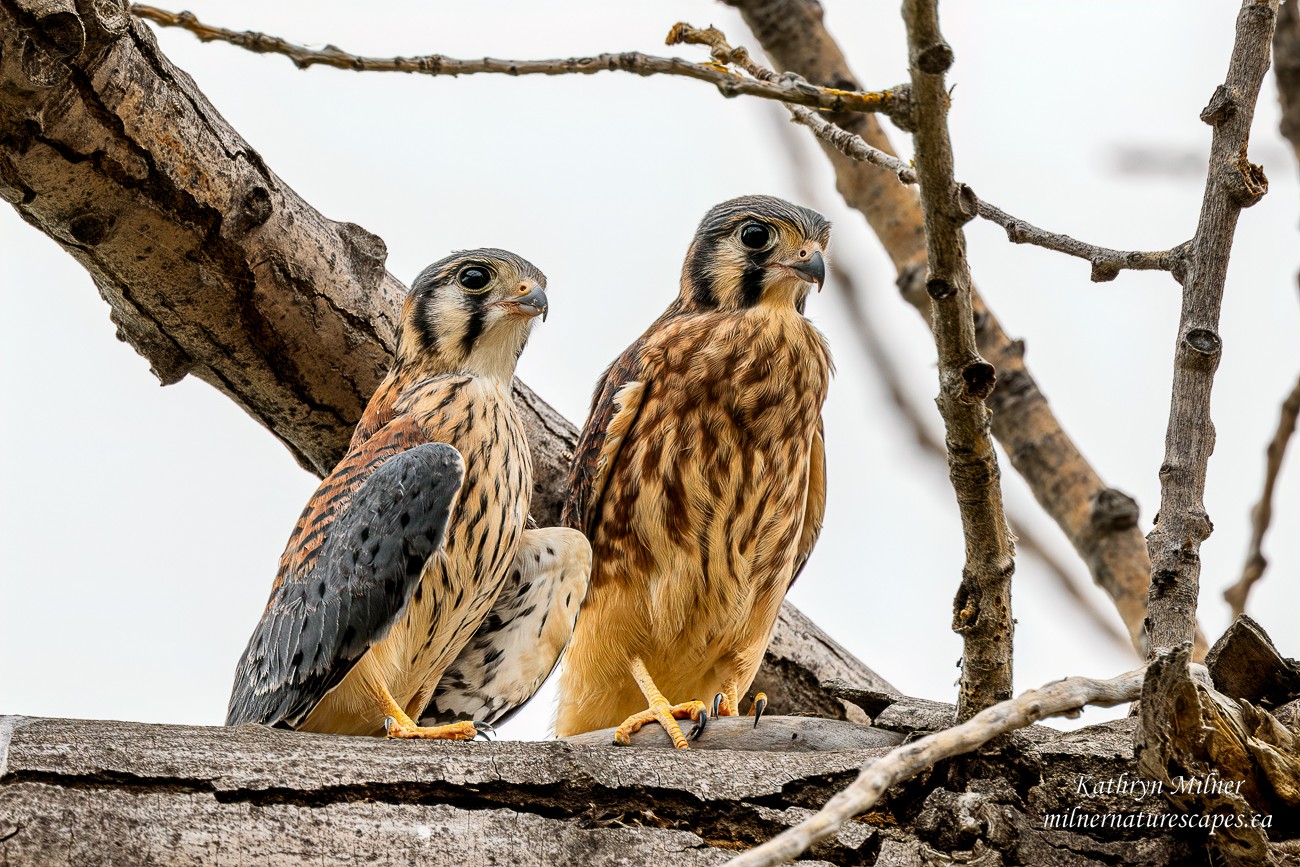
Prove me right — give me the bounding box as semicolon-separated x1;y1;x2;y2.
726;0;1207;658
1144;0;1277;657
1135;644;1300;866
0;0;890;708
6;712;1297;866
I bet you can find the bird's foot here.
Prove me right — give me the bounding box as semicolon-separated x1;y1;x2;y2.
613;699;708;749
384;717;485;740
750;692;767;728
712;692;738;717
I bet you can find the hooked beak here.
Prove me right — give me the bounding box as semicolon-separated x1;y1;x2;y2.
508;285;549;321
787;249;826;291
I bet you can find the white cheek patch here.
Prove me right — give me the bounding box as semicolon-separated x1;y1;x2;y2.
426;291;472;356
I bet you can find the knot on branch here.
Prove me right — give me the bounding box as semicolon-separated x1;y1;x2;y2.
1200;84;1240;126
1183;326;1223;358
16;32;71;87
1089;259;1121;283
230;185;272;237
1002;221;1029;244
925;277;955;300
337;222;388;289
68;212;113;246
1228;152;1268;207
76;0;129;38
16;0;86;59
960;361;997;402
1090;488;1140;533
953;183;978;224
915;41;954;75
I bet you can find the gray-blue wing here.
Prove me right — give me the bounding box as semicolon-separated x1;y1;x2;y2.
226;442;464;727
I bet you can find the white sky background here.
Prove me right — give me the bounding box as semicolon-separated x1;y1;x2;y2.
2;2;1297;741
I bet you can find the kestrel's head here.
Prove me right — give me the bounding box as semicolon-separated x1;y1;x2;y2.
397;248;548;383
678;195;830;313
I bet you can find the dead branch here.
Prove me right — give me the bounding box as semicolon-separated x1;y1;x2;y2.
128;4;902;118
726;0;1208;659
1144;0;1278;657
1224;372;1300;619
723;667;1147;867
899;0;1015;719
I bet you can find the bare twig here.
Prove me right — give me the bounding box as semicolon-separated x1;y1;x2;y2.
1223;371;1300;619
724;667;1147;867
786;106;1188;283
900;0;1015;720
1145;0;1277;657
129;5;901;117
728;0;1209;660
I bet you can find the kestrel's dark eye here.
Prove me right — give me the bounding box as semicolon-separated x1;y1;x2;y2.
458;266;491;291
739;222;771;250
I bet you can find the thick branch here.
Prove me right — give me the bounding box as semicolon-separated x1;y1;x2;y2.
1145;0;1277;656
127;4;904;118
727;0;1209;659
0;0;887;708
1223;372;1300;619
901;0;1014;720
724;667;1147;867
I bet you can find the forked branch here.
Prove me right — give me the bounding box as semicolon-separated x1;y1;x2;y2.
1144;0;1278;656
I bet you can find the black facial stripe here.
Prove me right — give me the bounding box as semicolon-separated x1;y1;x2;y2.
461;295;487;356
739;248;773;307
687;238;720;309
413;295;440;353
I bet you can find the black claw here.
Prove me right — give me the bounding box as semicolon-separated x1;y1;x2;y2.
689;707;709;741
473;720;497;741
712;693;725;718
752;695;767;729
384;716;396;735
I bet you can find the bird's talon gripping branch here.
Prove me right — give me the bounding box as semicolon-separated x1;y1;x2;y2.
752;692;768;728
385;717;480;740
712;692;726;718
472;720;497;741
612;699;709;749
689;706;710;741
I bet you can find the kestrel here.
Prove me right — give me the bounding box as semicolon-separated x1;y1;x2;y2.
226;249;591;739
555;195;831;748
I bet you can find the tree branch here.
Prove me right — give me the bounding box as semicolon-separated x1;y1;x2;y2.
1144;0;1277;657
899;0;1014;720
723;667;1147;867
127;4;905;119
726;0;1209;659
1223;371;1300;620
